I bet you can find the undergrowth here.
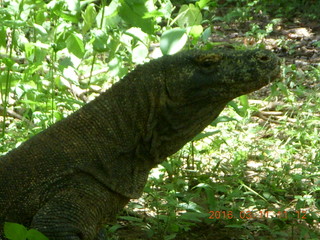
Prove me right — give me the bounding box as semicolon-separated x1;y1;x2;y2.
0;0;319;239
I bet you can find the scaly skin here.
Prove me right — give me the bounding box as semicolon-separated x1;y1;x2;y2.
0;48;280;239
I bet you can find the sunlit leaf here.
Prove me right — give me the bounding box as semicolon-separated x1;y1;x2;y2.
160;28;187;55
66;33;85;59
4;222;27;240
118;0;155;34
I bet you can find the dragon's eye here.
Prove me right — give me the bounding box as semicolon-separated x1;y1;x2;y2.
196;53;222;70
201;59;216;68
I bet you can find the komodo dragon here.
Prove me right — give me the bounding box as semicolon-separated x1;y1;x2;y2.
0;48;280;239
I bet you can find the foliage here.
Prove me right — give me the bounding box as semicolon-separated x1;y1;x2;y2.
0;0;211;141
211;0;320;21
0;0;319;239
4;222;48;240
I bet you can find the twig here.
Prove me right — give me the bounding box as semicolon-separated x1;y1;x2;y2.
0;106;35;127
252;111;282;124
252;111;297;124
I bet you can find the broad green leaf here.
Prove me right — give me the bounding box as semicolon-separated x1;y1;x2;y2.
66;33;85;59
177;4;202;28
118;0;154;34
201;27;212;42
124;27;149;45
160;28;187;55
132;44;148;64
239;95;249;109
24;42;48;63
24;43;35;62
33;23;47;35
159;0;173;18
63;66;79;83
82;3;97;34
238;95;249;116
54;23;73;51
178;202;203;212
58;12;79;23
48;0;80;22
26;229;49;240
189;25;203;38
92;29;108;52
228;100;245;117
196;0;211;9
65;0;80;13
4;222;27;240
35;10;46;24
96;1;120;29
108;57;128;78
2;20;26;28
2;58;15;68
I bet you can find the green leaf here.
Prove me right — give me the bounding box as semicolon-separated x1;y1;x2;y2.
178;202;203;212
108;56;128;78
35;10;46;24
189;25;203;38
26;229;49;240
33;23;47;35
210;116;237;127
107;224;123;233
92;29;108;52
239;95;249;109
144;10;164;18
0;27;6;47
159;0;173;18
192;130;220;141
201;27;212;42
176;4;202;28
132;44;148;64
160;28;187;55
196;0;211;9
228;100;245;117
2;58;15;68
179;212;202;222
59;12;79;23
118;216;143;222
118;0;154;34
82;3;97;34
2;20;26;28
97;2;121;29
238;95;249;116
66;33;85;59
4;222;27;240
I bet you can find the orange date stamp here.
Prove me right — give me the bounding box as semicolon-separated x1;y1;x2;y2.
208;210;310;220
